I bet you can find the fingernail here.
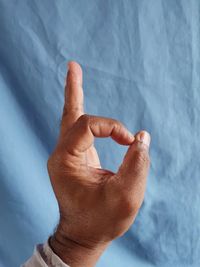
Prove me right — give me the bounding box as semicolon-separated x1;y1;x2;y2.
136;131;151;147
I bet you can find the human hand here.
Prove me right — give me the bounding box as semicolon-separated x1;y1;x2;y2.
47;61;151;267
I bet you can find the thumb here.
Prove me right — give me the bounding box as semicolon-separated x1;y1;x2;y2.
116;131;151;207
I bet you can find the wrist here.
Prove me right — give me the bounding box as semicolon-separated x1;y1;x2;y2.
49;225;110;267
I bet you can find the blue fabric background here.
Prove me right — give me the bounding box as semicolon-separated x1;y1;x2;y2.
0;0;200;266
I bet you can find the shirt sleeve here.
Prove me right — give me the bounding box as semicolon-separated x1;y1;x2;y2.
22;238;70;267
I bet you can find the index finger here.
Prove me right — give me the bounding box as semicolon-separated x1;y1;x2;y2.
60;61;84;138
62;114;135;155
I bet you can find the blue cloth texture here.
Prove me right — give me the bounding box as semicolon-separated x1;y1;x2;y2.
0;0;200;266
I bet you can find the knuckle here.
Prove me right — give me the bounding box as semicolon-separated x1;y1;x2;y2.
112;120;124;133
67;104;83;114
123;197;134;214
78;114;90;125
114;119;123;128
118;194;139;217
62;104;83;119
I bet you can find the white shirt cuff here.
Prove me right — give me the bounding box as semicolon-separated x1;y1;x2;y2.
22;238;70;267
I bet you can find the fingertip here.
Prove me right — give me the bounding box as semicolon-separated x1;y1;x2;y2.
127;131;135;144
65;61;82;87
135;130;151;147
67;61;82;74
